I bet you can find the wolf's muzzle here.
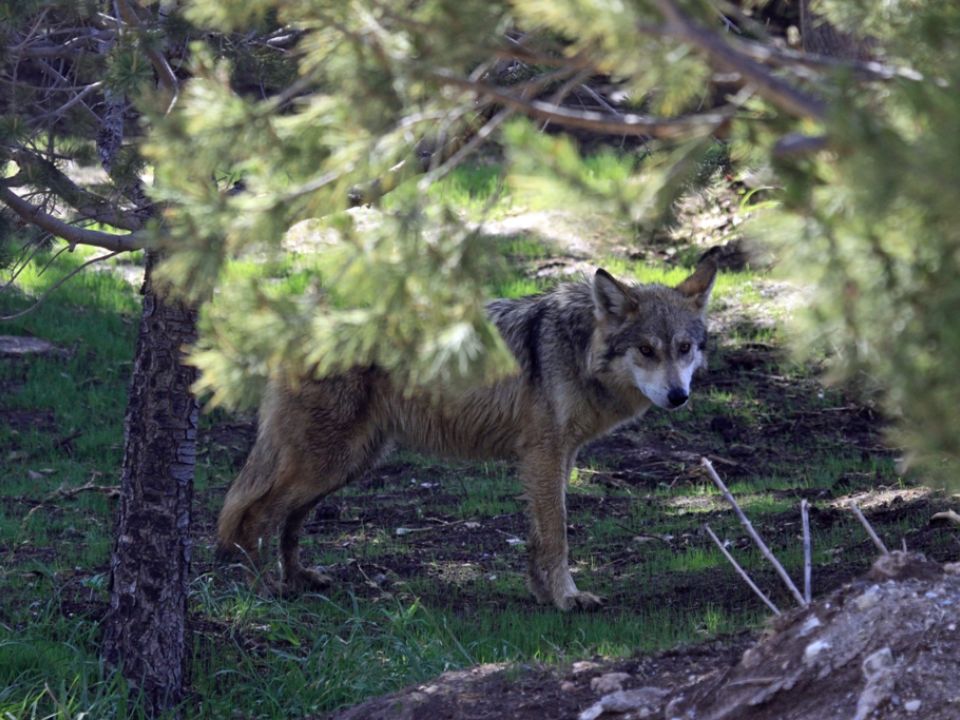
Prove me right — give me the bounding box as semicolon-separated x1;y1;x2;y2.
667;388;689;408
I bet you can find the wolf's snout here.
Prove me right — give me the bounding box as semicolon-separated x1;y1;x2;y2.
667;388;688;408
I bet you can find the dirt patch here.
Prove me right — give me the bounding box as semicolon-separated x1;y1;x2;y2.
1;408;57;434
325;555;960;720
322;638;749;720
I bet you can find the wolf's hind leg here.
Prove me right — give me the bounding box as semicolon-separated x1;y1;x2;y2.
280;500;333;593
277;432;388;595
520;448;603;611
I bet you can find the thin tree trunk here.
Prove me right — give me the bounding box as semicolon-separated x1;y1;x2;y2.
102;250;198;716
800;0;873;60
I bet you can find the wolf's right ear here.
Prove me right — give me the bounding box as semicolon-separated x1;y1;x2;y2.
593;268;636;322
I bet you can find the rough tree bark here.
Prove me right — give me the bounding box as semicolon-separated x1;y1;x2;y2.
101;250;198;716
799;0;873;60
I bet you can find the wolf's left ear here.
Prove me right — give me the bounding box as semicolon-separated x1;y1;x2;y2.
674;257;718;317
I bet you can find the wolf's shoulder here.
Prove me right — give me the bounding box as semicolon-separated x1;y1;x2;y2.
484;280;596;381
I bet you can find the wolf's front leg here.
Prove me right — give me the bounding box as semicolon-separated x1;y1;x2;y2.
519;450;603;611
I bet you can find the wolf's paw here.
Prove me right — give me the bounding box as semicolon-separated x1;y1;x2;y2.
557;590;604;612
283;567;332;595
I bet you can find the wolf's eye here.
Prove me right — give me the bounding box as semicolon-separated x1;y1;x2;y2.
678;341;691;355
639;344;655;358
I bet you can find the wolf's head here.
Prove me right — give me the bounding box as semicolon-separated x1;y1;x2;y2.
588;258;717;411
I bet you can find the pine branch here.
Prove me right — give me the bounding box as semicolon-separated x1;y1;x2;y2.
652;0;827;122
431;71;732;139
772;133;830;157
727;35;924;83
0;185;150;253
6;147;145;231
0;251;121;321
116;0;179;111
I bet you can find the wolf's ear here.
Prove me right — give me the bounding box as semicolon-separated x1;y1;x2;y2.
675;257;718;317
593;268;636;322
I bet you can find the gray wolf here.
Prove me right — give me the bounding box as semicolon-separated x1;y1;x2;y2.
217;256;717;610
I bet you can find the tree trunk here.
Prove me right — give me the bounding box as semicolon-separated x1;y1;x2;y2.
102;250;198;716
800;0;873;60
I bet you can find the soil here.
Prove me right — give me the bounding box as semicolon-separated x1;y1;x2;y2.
326;555;960;720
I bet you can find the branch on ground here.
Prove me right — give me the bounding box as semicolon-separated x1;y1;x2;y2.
850;502;890;554
702;457;808;607
704;522;782;615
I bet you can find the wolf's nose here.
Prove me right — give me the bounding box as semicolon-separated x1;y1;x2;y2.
667;388;688;407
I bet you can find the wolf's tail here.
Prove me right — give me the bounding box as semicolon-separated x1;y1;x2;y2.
216;440;277;559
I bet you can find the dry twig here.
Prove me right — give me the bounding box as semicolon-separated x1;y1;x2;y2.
45;481;120;501
701;457;807;606
850;502;889;554
704;523;781;615
932;510;960;526
801;499;812;604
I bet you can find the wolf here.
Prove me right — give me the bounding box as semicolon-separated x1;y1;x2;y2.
217;255;718;610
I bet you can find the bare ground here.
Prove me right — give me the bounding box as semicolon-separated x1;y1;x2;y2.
327;555;960;720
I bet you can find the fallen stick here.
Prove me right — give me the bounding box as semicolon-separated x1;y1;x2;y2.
45;481;120;501
850;502;889;554
801;499;812;604
704;523;781;615
932;510;960;526
701;457;807;606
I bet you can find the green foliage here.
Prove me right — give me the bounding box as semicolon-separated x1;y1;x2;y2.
752;3;960;481
151;2;521;408
147;0;737;413
189;207;515;408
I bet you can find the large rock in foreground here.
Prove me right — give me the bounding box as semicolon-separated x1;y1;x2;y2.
327;553;959;720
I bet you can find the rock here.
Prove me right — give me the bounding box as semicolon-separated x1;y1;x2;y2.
853;648;896;720
853;585;881;611
0;335;61;357
590;672;632;694
802;639;831;663
867;551;943;582
572;661;602;674
579;687;669;720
